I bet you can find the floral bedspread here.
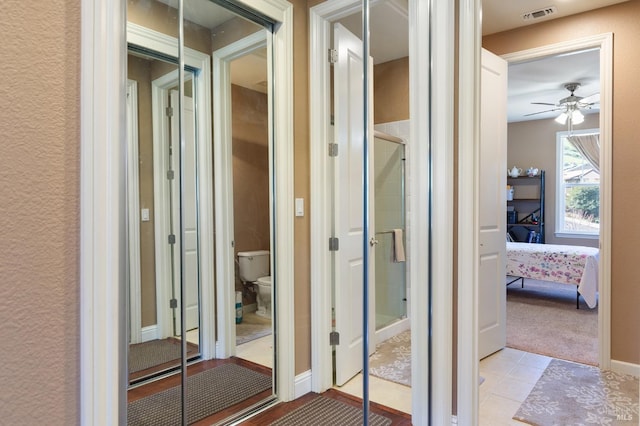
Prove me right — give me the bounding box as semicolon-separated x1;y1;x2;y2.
506;242;600;308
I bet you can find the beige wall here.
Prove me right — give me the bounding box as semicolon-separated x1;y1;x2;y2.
0;1;80;424
484;0;640;364
374;57;409;123
293;0;312;374
232;84;270;304
508;114;600;248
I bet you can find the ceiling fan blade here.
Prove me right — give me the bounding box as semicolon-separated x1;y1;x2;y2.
531;102;557;106
580;93;600;104
524;108;561;117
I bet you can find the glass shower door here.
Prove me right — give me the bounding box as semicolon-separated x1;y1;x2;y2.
373;135;406;330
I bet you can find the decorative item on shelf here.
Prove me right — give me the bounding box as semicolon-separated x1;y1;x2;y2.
508;166;522;178
506;185;514;201
526;167;539;177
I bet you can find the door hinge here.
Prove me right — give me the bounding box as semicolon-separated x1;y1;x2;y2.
168;234;176;245
328;143;338;157
167;170;174;180
328;48;338;64
170;298;178;309
329;237;339;251
330;331;340;346
166;106;173;117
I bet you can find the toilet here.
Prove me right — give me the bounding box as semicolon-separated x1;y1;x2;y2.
237;250;271;318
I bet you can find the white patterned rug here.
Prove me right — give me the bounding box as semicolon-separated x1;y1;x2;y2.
514;359;639;425
369;330;411;386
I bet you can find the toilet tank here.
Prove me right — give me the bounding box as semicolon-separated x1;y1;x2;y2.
237;250;270;282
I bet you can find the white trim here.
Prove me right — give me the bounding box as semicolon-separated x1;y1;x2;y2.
141;325;159;342
127;79;142;345
80;0;127;424
500;33;613;371
610;360;640;378
212;30;269;360
375;317;410;345
456;0;482;424
294;370;313;398
457;30;614;423
420;0;454;424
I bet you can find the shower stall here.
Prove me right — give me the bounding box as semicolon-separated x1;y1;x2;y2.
373;131;407;333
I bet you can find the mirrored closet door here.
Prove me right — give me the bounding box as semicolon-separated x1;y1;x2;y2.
126;1;277;424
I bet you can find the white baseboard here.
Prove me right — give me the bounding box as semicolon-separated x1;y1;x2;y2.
451;414;458;425
294;370;312;399
141;325;159;342
375;317;410;345
611;359;640;377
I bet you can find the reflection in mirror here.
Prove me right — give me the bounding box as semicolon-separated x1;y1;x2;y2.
126;0;276;424
126;51;201;385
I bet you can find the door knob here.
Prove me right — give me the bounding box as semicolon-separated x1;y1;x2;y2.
370;238;379;246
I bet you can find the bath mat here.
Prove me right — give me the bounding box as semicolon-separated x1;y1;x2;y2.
369;330;411;386
128;363;271;425
128;338;198;374
513;359;639;425
269;395;392;426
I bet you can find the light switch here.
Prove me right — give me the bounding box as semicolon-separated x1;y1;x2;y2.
295;198;304;217
141;208;150;222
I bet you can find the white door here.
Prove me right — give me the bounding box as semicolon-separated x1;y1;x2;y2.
170;90;200;335
478;49;508;359
333;23;375;386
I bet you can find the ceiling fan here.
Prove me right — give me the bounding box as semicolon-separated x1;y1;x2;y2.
525;82;600;126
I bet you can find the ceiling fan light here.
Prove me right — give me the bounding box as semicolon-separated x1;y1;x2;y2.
555;112;568;125
571;110;585;125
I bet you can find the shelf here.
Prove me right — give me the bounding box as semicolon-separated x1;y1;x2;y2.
506;170;545;243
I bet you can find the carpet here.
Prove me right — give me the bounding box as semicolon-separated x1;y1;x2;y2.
507;278;598;365
269;395;392;426
514;359;639;425
127;363;272;425
128;338;198;374
236;312;272;345
369;330;411;386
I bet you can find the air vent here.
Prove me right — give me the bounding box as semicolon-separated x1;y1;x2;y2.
522;6;557;21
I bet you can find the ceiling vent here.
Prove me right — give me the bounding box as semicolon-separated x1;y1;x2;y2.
522;6;557;21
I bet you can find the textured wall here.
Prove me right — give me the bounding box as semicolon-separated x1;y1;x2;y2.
0;1;80;424
484;0;640;365
508;114;600;248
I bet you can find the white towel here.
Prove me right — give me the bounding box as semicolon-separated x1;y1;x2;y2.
392;229;406;263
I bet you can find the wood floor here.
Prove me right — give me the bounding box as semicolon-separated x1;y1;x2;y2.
129;359;411;425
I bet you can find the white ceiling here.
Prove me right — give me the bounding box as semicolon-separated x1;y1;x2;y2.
158;0;620;120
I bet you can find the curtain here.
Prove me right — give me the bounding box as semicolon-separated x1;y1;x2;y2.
567;134;600;173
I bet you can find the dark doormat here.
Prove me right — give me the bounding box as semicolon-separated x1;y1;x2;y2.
128;363;272;425
269;395;392;426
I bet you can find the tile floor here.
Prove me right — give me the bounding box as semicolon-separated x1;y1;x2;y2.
237;337;552;424
479;348;551;425
236;334;273;368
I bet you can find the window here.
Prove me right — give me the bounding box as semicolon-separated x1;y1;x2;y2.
556;129;600;237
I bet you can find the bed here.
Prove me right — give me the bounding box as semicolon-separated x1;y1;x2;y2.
506;242;599;309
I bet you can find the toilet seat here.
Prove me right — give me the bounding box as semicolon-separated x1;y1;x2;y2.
256;276;271;286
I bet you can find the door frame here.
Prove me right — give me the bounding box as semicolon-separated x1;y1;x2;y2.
80;1;294;422
456;9;613;420
127;79;143;344
309;0;454;423
211;29;269;359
